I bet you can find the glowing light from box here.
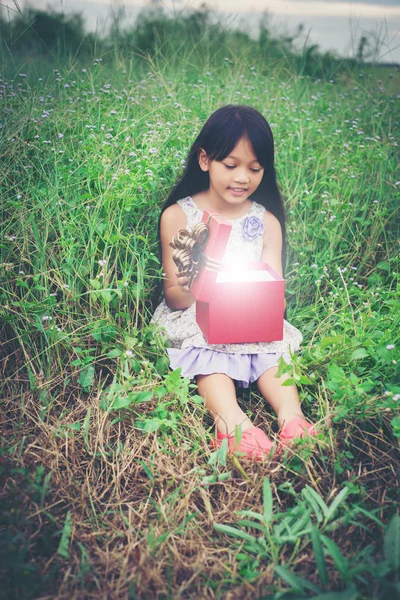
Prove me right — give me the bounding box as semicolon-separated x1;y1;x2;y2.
222;252;248;268
217;270;274;283
220;254;249;282
217;251;275;283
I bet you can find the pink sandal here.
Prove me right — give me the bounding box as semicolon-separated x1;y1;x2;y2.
279;418;316;447
212;426;275;460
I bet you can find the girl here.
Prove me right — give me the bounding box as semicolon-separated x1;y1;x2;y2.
152;105;316;459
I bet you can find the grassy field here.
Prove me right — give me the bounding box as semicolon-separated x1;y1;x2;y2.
1;24;399;600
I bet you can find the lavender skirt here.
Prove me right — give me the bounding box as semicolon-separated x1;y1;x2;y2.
167;347;290;388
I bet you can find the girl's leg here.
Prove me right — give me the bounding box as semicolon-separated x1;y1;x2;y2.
196;373;253;436
256;367;305;428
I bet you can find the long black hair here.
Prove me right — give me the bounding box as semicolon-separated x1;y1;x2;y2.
150;105;287;309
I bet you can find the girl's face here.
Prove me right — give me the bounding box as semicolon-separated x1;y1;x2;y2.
199;137;264;211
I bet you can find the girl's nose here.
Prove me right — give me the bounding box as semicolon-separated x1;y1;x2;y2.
234;171;250;183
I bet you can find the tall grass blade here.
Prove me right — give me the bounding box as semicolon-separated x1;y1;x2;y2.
325;487;350;522
384;513;400;573
320;534;350;581
274;564;321;594
301;486;327;522
57;510;72;559
263;476;273;524
216;437;228;467
291;506;313;535
236;519;266;533
83;407;91;450
236;509;265;522
214;523;257;544
12;0;23;13
310;525;329;588
310;586;358;599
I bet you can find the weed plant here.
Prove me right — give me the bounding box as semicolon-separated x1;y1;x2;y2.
0;11;399;600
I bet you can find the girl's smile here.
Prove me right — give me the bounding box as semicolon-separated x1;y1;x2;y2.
197;137;264;217
229;187;248;197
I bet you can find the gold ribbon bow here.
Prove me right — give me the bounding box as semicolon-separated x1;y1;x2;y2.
170;219;221;286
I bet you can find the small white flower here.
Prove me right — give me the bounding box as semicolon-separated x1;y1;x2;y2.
386;344;395;350
311;264;318;269
98;259;107;266
42;315;53;321
57;133;63;139
125;350;133;357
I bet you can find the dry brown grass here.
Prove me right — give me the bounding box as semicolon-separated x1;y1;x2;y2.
1;351;399;600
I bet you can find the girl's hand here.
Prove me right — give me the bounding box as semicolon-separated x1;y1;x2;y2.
177;272;191;292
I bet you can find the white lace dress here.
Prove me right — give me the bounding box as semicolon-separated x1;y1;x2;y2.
151;197;302;386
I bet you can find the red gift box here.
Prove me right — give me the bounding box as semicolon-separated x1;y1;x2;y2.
190;210;285;344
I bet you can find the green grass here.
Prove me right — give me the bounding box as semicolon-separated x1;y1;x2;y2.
0;27;399;600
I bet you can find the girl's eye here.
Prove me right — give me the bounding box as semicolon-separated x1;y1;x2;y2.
223;164;262;173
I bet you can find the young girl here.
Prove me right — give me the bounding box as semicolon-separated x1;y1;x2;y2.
152;105;316;459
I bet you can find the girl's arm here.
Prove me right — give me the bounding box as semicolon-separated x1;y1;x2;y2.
261;211;287;310
160;204;196;311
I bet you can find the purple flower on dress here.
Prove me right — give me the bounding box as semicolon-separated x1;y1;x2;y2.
242;216;264;241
